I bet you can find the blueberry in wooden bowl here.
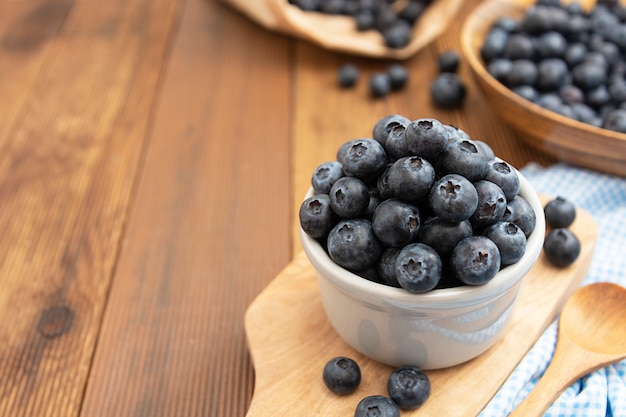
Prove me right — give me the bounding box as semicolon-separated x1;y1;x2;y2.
460;0;626;177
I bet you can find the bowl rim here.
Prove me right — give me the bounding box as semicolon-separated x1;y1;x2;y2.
459;0;626;145
300;165;546;309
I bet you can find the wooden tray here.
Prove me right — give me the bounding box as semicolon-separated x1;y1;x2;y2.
245;203;597;416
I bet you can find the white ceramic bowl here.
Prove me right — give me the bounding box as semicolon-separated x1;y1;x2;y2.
300;167;545;370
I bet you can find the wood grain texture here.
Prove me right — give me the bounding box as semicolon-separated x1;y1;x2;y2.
79;1;292;416
246;200;597;417
0;0;181;416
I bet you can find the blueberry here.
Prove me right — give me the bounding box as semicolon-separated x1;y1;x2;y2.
377;247;402;288
504;33;535;60
428;174;479;222
475;140;496;161
327;219;382;271
329;176;370;218
437;139;489;182
404;118;450;160
483;221;527;266
544;196;576;228
505;59;538;87
543;228;581;267
572;61;607;91
341;138;388;182
372;114;411;145
503;195;537;237
378;156;435;203
430;73;466;109
300;194;338;239
438;50;461;73
451;236;501;285
471;180;507;227
488;58;513;83
394;243;442;293
322;356;361;395
372;199;421;248
537;58;569;91
370;73;392;98
536;31;568;58
312;161;344;194
481;27;509;62
513;85;539;102
387;366;431;410
383;20;412;49
354;395;400;417
483;160;520;201
387;64;409;90
602;109;626;133
338;63;360;88
385;125;411;160
419;217;473;254
355;9;376;31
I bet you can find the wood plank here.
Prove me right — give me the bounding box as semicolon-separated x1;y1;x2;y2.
290;0;556;254
0;0;182;416
79;1;292;416
0;0;73;148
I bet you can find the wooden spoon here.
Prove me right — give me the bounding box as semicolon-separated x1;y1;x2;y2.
510;282;626;417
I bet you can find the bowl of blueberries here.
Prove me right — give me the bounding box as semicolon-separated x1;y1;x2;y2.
461;0;626;177
299;115;546;369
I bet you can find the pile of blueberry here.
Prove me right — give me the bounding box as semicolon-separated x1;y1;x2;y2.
323;356;430;415
481;0;626;133
300;115;537;294
288;0;434;49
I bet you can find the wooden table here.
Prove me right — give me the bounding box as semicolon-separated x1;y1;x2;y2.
0;0;556;416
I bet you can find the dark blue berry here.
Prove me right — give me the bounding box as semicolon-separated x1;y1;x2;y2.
372;114;410;146
377;156;435;203
387;64;409;90
430;73;466;109
437;139;489;182
300;194;338;239
341;139;388;182
338;63;360;88
483;160;520;201
451;236;501;285
387;366;431;410
312;161;344;194
370;73;392;98
329;176;370;218
384;125;410;160
438;50;461;73
404;118;449;160
483;221;527;266
419;217;473;254
377;247;402;288
394;243;442;293
372;199;421;248
322;356;361;395
354;395;400;417
544;196;576;228
383;20;412;49
543;228;581;267
327;219;382;271
503;195;537;238
471;180;507;227
428;174;479;223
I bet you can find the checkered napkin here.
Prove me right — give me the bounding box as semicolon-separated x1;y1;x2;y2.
479;163;626;417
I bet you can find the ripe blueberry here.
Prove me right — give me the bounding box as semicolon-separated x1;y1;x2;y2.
543;228;581;267
354;395;400;417
394;243;442;293
387;366;431;410
451;236;501;285
544;196;576;228
322;356;361;395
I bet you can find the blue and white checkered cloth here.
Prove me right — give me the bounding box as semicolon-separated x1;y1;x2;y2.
479;163;626;417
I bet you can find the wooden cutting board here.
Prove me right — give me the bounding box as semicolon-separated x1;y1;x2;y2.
244;201;597;416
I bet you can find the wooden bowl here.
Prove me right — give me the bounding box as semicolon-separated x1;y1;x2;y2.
461;0;626;177
227;0;464;59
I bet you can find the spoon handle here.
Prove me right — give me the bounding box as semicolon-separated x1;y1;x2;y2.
508;338;594;417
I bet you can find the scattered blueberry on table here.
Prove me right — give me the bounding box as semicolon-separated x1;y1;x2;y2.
542;196;581;267
322;356;362;395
